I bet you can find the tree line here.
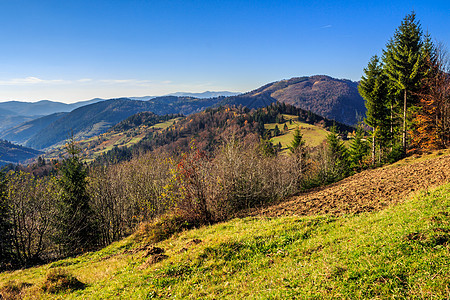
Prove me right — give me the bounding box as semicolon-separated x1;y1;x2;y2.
359;12;450;164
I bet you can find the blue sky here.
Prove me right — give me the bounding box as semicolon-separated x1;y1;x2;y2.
0;0;448;103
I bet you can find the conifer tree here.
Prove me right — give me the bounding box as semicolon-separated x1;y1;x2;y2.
349;125;369;169
289;127;308;183
273;125;280;137
359;55;390;164
54;137;98;255
326;126;349;181
259;137;277;157
0;170;13;270
383;11;425;155
289;127;305;152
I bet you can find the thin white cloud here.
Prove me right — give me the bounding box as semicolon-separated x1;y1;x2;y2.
0;77;68;86
98;79;161;87
77;78;93;83
320;24;332;29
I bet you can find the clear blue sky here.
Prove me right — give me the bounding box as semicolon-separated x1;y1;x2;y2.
0;0;448;103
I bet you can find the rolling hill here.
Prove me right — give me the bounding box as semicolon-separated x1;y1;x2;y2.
0;139;43;165
1;75;364;150
25;97;220;150
90;102;354;165
218;75;365;125
0;112;68;145
42;113;183;162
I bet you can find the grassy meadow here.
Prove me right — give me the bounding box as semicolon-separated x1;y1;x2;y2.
264;114;331;150
1;181;449;299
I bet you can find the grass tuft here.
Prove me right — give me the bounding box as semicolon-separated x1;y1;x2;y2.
0;280;32;300
41;268;85;294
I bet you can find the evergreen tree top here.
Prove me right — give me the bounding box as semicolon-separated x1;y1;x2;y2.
383;11;424;91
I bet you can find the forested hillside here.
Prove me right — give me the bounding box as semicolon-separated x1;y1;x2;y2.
218;75;365;125
0;139;42;165
94;102;353;164
0;112;67;145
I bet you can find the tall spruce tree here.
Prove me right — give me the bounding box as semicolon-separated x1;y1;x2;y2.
326;126;349;181
359;55;390;164
54;137;98;255
383;11;424;155
0;170;13;270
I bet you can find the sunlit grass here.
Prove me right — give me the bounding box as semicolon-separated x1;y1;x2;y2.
1;182;449;299
264;114;330;150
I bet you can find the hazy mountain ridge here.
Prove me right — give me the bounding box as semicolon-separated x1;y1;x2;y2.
167;91;239;98
24;96;222;150
0;98;103;116
0;112;68;145
0;139;42;165
0;77;364;150
0;98;103;132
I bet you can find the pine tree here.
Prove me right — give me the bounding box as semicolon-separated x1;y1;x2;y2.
0;170;13;270
273;125;280;137
289;126;305;153
349;125;369;169
383;11;425;155
326;126;349;181
54;137;98;255
359;55;390;164
289;127;308;184
259;138;277;157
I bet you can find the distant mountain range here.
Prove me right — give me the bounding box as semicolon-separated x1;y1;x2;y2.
166;91;239;98
0;98;102;116
0;112;68;145
22;96;221;150
127;91;239;101
0;139;42;166
0;93;237;132
0;77;366;151
0;98;103;132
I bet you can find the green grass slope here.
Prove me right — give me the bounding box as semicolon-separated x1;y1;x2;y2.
1;181;449;299
265;114;332;150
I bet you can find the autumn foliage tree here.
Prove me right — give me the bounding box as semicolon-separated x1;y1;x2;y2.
410;43;450;150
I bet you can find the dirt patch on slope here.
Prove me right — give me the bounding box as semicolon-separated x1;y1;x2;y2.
243;153;450;218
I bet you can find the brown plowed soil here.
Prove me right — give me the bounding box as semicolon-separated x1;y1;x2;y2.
243;153;450;218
